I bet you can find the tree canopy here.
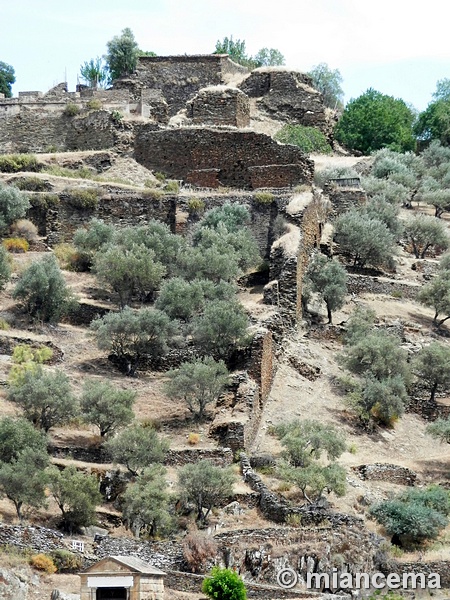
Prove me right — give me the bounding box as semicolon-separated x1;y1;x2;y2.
0;61;15;97
214;36;284;69
308;63;344;110
335;88;416;154
105;28;140;81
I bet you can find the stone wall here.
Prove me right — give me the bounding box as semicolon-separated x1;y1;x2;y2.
264;192;326;322
114;54;248;116
134;126;314;190
0;110;127;154
186;86;250;128
346;274;420;300
239;69;331;138
323;184;367;217
353;464;417;486
27;189;177;245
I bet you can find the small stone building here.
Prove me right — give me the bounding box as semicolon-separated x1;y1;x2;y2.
80;556;165;600
186;86;250;127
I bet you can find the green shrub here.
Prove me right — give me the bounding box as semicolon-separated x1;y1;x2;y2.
50;549;82;573
143;188;164;200
63;103;80;117
254;191;275;204
0;318;10;330
65;187;100;209
13;176;50;192
2;237;29;253
202;567;247;600
188;197;206;214
154;171;166;182
164;180;180;193
28;193;60;209
275;124;332;154
111;110;123;123
0;154;41;173
86;98;102;111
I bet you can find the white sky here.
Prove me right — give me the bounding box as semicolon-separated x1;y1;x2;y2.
2;0;450;111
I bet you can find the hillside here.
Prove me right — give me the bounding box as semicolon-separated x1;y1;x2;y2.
0;58;450;600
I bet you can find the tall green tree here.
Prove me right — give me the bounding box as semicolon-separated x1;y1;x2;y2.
0;417;49;521
413;342;450;403
122;464;172;538
214;36;253;67
0;61;15;98
253;48;285;67
415;79;450;146
308;63;344;110
417;274;450;328
335;88;416;154
105;28;140;81
79;57;109;88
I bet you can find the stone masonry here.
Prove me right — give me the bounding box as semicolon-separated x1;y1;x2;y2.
134;126;314;189
186;86;250;128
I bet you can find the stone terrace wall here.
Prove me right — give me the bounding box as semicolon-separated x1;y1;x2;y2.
27;190;176;245
346;273;420;300
134;126;314;190
0;110;125;154
114;54;248;116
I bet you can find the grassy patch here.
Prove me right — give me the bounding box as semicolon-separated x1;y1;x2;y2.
254;191;275;204
13;176;51;192
65;187;101;209
0;154;42;173
2;238;29;253
275;124;332;155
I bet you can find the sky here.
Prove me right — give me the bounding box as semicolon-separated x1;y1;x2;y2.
1;0;450;112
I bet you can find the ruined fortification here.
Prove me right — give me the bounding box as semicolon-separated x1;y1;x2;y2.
0;54;331;188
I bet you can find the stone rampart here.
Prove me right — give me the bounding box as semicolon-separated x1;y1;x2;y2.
134;126;314;190
113;54;248;116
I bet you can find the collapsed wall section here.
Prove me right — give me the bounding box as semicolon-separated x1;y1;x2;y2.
134;126;314;189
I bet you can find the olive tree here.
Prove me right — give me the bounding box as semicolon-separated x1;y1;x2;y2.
0;182;30;233
178;461;235;522
403;214;449;259
104;423;169;476
7;366;79;432
0;417;49;520
13;254;72;322
334;210;396;269
304;253;347;323
418;274;450;328
47;465;102;533
122;464;172;538
412;342;450;403
164;357;229;419
81;379;136;437
90;307;179;375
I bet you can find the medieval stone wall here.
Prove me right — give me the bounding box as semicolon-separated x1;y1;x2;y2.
134;126;314;190
186;86;250;128
239;69;332;138
114;55;248;116
27;189;176;245
0;110;125;154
